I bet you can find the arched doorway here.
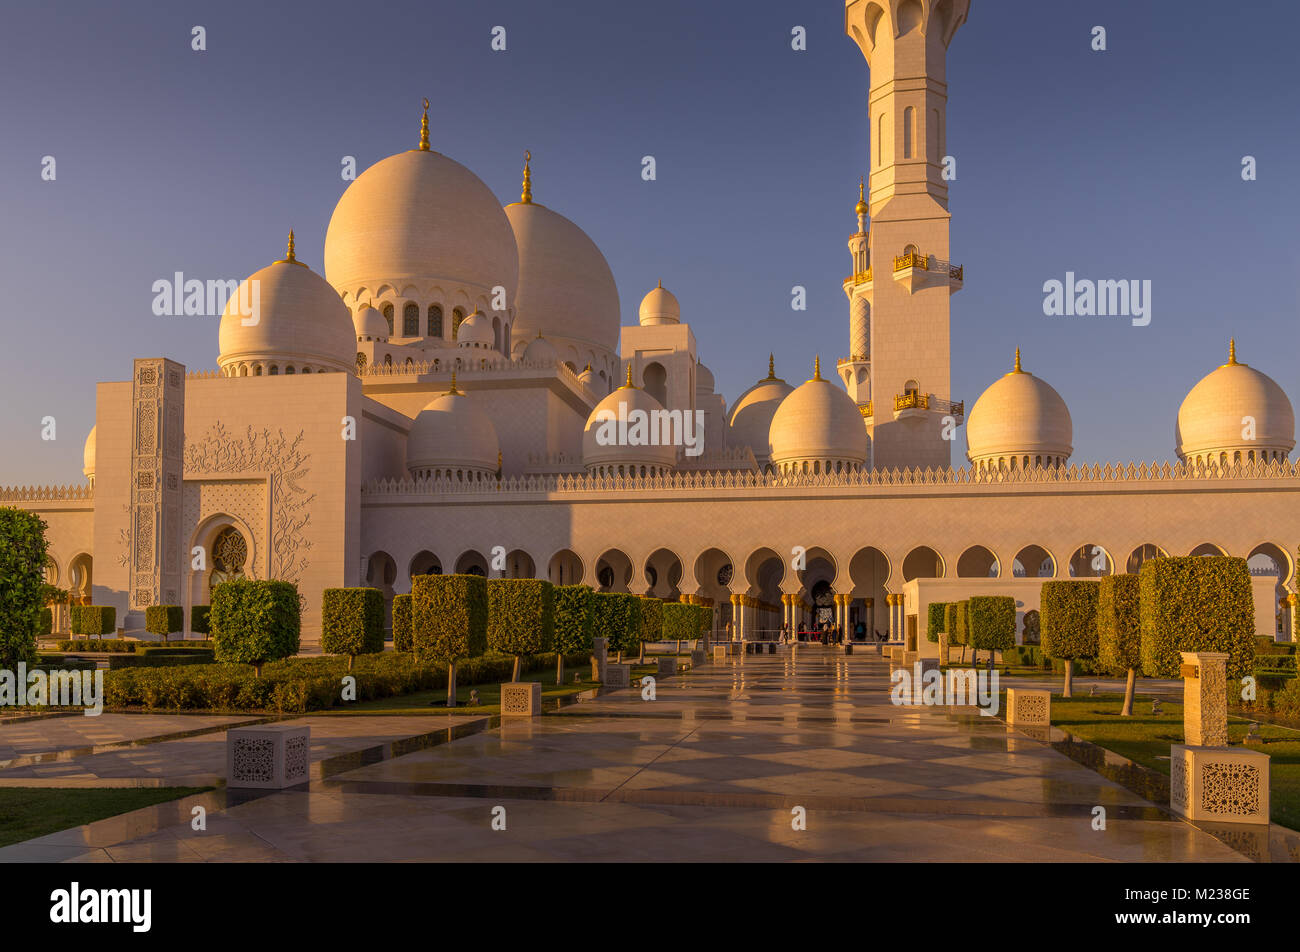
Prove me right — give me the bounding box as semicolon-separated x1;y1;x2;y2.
455;550;489;576
1013;545;1056;578
1126;543;1167;574
957;545;1000;578
1068;543;1113;577
548;549;583;586
595;549;632;592
644;548;684;599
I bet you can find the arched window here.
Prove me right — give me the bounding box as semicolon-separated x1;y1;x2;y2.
356;352;366;373
403;302;419;337
428;305;443;338
452;308;465;340
253;365;263;376
269;365;279;375
877;113;885;166
903;106;914;159
382;304;394;335
285;366;295;375
384;354;392;367
492;316;501;352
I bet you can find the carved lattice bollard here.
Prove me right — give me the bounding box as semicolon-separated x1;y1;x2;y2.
227;723;310;789
656;656;678;677
1006;688;1050;727
603;663;631;688
500;681;542;717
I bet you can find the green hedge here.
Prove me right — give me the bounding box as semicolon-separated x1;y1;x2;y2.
0;507;46;668
592;592;642;654
944;603;959;644
1097;574;1140;674
107;650;216;669
70;605;116;637
321;587;385;661
37;608;53;636
1138;556;1254;681
487;579;555;656
952;600;970;646
663;602;708;643
191;605;211;635
145;605;183;637
638;597;664;646
56;639;212;653
412;573;487;665
553;585;595;653
392;594;413;652
926;602;948;644
1003;645;1046;668
1040;580;1099;661
969;595;1016;653
211;579;301;669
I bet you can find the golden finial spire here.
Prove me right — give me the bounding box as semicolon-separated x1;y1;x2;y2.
448;371;459;394
619;365;635;389
284;229;296;263
1228;338;1238;365
520;149;533;203
854;177;868;217
767;354;776;379
1013;347;1022;373
657;278;662;288
583;362;592;372
419;97;430;151
813;356;822;381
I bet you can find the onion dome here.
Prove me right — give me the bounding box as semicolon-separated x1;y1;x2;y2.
83;425;96;483
218;232;356;375
406;376;500;481
324;100;518;301
965;348;1073;471
854;178;869;218
768;357;867;473
638;281;680;326
582;366;678;476
727;355;794;463
1176;339;1294;465
696;361;716;393
523;332;559;363
577;362;597;388
353;305;389;342
456;309;494;349
504;151;620;352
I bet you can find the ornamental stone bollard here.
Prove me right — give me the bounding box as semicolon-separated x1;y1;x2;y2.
500;680;542;717
656;656;678;677
1169;744;1270;825
591;637;609;683
1006;688;1051;727
713;645;729;662
691;648;706;666
603;663;632;689
1180;651;1228;747
227;723;311;789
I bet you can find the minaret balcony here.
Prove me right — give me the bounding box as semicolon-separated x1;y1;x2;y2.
892;252;964;294
842;267;873;293
892;392;964;423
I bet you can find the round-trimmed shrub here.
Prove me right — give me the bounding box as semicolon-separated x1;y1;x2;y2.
145;605;183;637
392;594;413;652
1138;556;1254;682
553;584;595;653
926;602;948;643
211;578;301;674
969;596;1016;654
321;587;385;665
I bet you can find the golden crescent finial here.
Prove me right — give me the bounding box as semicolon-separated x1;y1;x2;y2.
419;98;430;151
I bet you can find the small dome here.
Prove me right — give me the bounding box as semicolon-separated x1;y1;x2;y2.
639;282;680;326
577;362;597;387
728;356;793;463
83;425;96;481
324;144;518;301
353;305;389;341
218;239;356;374
582;371;678;474
456;310;494;349
696;361;715;393
966;349;1073;469
1176;340;1294;464
523;333;559;363
407;382;500;478
768;358;867;471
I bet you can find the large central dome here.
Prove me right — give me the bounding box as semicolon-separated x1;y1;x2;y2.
324;146;518;299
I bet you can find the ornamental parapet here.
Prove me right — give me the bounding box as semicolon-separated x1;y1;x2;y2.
0;484;94;501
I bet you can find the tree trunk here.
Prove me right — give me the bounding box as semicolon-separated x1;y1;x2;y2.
556;652;564;687
254;662;263;678
638;641;645;664
511;655;521;682
1063;659;1074;698
676;639;683;656
348;654;355;672
447;661;457;707
617;649;623;663
1120;667;1136;716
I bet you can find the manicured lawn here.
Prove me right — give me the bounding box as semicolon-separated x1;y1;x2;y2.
336;663;659;716
1030;689;1300;830
0;786;211;848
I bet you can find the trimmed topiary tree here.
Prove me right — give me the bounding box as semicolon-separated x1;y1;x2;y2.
1040;580;1099;697
71;605;115;638
413;573;488;706
392;594;413;652
663;601;704;652
321;587;385;669
637;597;663;662
211;578;301;676
554;584;595;654
145;605;183;638
943;603;959;661
1098;574;1141;716
190;605;211;635
0;507;47;668
969;595;1016;668
1139;556;1254;684
927;601;948;644
487;578;555;680
952;600;971;663
592;592;641;660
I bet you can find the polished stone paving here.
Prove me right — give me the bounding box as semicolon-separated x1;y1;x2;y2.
0;652;1258;861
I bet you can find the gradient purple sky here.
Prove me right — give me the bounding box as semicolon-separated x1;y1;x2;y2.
2;0;1297;484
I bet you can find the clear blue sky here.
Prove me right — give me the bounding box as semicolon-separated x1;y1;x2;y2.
2;0;1296;484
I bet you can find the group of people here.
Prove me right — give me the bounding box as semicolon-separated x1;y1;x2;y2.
723;619;887;645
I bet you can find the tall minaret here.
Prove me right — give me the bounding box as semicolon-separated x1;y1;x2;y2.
845;0;969;471
839;180;872;413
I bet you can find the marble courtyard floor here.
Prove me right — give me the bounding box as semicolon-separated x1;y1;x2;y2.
0;652;1266;862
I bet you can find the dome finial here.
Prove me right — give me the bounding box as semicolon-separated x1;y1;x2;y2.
620;364;635;390
767;354;776;379
447;371;459;395
285;229;296;263
1013;346;1022;373
813;356;822;381
520;149;533;203
854;177;868;218
419;97;430;151
1228;338;1238;365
